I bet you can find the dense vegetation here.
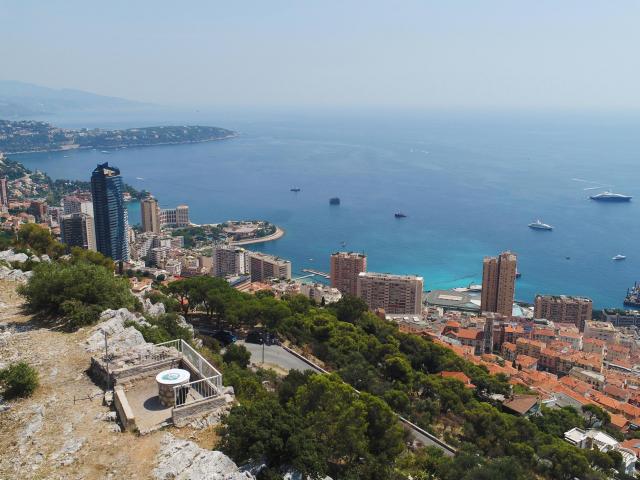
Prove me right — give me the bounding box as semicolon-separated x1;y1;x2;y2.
161;278;631;480
170;225;224;248
0;362;39;399
0;119;235;153
14;228;138;329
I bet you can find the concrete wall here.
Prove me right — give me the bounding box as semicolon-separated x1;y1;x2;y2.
114;385;136;432
172;395;228;427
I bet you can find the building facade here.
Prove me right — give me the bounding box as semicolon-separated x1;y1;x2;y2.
481;251;517;317
534;295;593;331
0;177;9;207
247;251;291;282
90;163;129;262
212;244;248;277
330;252;367;296
140;196;161;234
356;272;423;314
63;195;94;217
160;204;190;227
61;213;96;251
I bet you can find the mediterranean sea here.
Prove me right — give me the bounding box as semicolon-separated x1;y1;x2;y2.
14;108;640;309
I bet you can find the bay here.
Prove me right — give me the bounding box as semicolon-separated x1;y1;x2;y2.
14;108;640;308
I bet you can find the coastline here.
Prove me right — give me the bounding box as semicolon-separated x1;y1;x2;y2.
6;133;238;155
230;226;285;246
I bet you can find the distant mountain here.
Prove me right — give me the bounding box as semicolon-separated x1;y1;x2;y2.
0;80;150;118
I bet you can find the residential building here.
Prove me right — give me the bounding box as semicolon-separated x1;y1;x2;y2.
516;337;545;359
584;321;618;345
300;283;342;305
0;177;9;206
564;428;637;475
28;200;47;222
247;251;291;282
534;295;593;331
160;204;190;227
330;252;367;296
356;272;423;315
90;163;129;262
140;196;161;234
603;310;640;328
60;213;96;251
212;245;248;277
481;251;517;317
63;195;94;217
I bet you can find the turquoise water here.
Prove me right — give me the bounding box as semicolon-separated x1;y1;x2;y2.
15;109;640;308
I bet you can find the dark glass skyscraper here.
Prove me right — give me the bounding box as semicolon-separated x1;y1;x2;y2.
90;163;129;261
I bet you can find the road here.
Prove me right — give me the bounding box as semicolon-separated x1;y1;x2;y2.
237;341;316;373
237;340;456;456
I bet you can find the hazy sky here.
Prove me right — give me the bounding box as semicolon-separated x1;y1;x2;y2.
2;1;639;109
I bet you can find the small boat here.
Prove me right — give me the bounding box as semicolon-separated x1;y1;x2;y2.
329;197;340;205
528;219;553;230
290;188;301;192
613;254;627;261
516;270;522;279
136;177;145;180
100;150;110;154
394;213;407;218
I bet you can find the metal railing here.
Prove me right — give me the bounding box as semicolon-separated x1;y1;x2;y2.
154;338;223;405
173;376;219;407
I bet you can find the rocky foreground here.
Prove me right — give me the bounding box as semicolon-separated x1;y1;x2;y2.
0;279;252;480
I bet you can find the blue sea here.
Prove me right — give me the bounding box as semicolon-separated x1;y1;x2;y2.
14;108;640;308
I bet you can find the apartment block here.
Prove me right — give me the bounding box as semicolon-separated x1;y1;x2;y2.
356;272;423;315
330;252;367;296
247;251;291;282
481;251;517;317
534;295;593;331
212;244;248;277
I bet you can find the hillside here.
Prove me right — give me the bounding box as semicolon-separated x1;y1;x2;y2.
0;119;236;154
0;80;148;118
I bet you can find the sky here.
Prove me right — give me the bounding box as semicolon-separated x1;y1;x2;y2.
1;0;639;109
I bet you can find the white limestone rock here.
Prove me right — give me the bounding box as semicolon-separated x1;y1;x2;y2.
154;434;254;480
142;298;166;317
85;311;148;353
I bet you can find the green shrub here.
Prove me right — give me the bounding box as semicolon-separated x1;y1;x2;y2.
18;261;136;329
0;362;39;399
223;344;251;368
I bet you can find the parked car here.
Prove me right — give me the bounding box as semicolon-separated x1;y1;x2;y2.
210;330;237;346
245;329;279;345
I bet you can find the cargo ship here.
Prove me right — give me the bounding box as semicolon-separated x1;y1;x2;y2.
624;283;640;307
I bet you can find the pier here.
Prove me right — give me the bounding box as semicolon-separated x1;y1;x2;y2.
301;268;330;279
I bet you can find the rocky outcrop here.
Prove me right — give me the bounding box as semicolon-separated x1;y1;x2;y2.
0;266;33;282
85;310;149;355
0;249;51;265
142;297;166;317
154;434;254;480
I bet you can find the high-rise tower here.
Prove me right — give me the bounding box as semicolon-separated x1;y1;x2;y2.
481;251;517;317
90;163;129;261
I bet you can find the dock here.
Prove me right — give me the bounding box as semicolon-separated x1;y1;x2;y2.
301;268;330;279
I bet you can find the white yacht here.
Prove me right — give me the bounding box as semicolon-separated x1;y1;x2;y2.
613;254;627;261
528;219;553;231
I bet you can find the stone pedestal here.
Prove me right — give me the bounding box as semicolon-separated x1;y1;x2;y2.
156;369;190;408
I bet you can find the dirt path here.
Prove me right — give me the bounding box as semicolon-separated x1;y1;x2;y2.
0;280;163;480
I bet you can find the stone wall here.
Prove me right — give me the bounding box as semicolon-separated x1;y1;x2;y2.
172;396;228;427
